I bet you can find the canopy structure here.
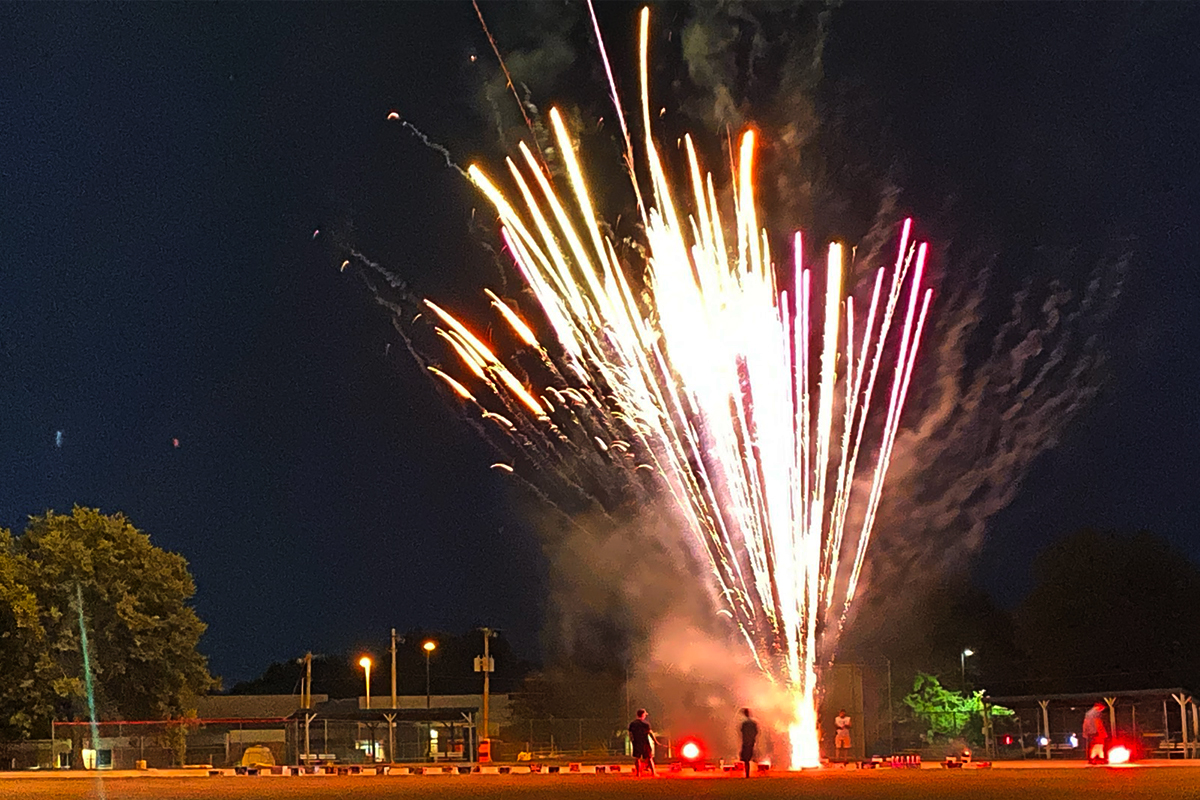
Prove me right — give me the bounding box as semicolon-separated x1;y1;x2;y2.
983;687;1197;760
288;698;479;724
289;698;479;764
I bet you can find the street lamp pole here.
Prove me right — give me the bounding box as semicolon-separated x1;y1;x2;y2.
423;640;437;763
359;656;372;709
961;648;975;693
359;656;373;762
423;641;437;709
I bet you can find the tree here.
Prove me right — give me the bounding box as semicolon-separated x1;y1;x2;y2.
901;672;1012;746
507;665;624;722
1015;529;1200;693
0;507;216;744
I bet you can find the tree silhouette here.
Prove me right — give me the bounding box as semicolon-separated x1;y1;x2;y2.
1016;529;1200;693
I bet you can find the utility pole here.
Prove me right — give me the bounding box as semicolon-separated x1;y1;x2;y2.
886;657;894;755
390;629;398;709
483;628;492;741
302;651;314;765
475;628;495;762
625;663;631;723
390;630;398;764
304;652;312;710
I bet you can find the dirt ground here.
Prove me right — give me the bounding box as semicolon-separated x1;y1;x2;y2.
6;767;1200;800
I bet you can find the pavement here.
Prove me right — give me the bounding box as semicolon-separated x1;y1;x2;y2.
4;763;1200;800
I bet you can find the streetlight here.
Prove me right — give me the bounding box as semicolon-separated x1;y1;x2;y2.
359;656;372;709
423;640;437;763
423;641;437;709
961;648;975;692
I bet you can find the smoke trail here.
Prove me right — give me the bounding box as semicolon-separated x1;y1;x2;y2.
466;2;583;155
472;0;542;159
391;119;470;179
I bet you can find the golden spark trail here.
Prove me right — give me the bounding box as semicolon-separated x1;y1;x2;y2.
418;7;934;769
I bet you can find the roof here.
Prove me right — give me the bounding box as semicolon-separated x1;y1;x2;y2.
196;694;329;720
290;698;478;723
984;688;1194;708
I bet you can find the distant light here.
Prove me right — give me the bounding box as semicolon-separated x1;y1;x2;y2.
680;741;701;761
962;648;974;657
1068;734;1079;748
423;640;437;652
55;431;63;448
1108;745;1130;765
1037;736;1049;747
359;656;371;669
429;728;439;740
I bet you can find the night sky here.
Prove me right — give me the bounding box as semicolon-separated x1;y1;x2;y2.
2;3;1197;685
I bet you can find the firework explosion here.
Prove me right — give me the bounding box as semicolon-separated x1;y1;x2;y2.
403;8;932;767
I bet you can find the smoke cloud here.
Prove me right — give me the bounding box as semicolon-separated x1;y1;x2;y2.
842;248;1127;646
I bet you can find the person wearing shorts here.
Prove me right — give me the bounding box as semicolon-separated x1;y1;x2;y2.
835;709;852;762
629;709;656;776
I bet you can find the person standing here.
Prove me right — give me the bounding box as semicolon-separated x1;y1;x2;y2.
835;709;853;762
628;709;656;777
738;708;759;777
1083;702;1108;764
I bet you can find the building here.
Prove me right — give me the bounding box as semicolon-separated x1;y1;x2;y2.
18;693;511;770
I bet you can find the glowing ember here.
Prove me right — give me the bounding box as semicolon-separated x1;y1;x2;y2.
417;5;933;768
1107;746;1130;765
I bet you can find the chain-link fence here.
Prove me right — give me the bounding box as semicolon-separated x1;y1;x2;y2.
494;718;625;761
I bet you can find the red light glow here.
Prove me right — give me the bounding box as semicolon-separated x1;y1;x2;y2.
680;741;701;761
1108;746;1130;765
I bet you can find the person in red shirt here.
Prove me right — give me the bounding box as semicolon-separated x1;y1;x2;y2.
1083;702;1108;764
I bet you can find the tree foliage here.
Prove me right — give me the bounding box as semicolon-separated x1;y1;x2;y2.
0;507;216;740
902;672;1012;745
507;665;624;722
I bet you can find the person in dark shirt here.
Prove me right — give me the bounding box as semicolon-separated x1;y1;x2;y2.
628;708;656;776
739;708;759;777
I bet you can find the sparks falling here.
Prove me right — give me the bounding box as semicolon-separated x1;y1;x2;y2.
419;7;932;768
